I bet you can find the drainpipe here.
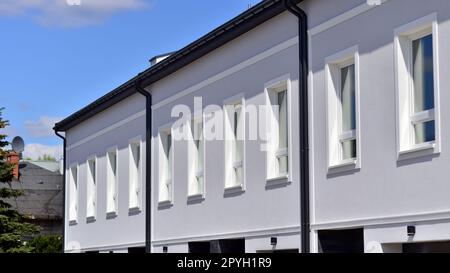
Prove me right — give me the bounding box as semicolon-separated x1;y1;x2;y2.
284;0;310;253
54;130;66;253
134;74;152;253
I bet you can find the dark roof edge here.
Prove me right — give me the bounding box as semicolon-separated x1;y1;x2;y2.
55;0;300;132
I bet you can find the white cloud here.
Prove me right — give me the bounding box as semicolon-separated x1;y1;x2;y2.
25;116;62;137
0;0;147;27
23;143;63;160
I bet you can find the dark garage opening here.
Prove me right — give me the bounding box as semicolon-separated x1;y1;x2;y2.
189;241;211;253
318;228;364;253
217;239;245;253
258;249;299;253
403;241;450;253
128;247;146;253
189;239;245;253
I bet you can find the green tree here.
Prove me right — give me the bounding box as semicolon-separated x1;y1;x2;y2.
39;154;56;162
28;235;62;253
0;108;40;253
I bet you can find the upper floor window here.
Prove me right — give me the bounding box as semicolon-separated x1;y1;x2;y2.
68;163;78;223
265;76;291;184
188;117;204;199
412;34;435;144
86;156;97;220
325;46;361;172
394;13;440;159
158;127;173;204
129;138;142;210
224;94;245;192
340;64;356;160
106;148;118;215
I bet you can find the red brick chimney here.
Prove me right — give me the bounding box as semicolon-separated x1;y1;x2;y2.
7;152;20;180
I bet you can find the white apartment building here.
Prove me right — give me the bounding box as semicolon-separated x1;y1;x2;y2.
54;0;450;253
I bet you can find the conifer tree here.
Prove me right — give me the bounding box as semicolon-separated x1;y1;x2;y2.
0;108;39;253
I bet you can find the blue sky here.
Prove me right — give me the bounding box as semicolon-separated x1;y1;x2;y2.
0;0;261;160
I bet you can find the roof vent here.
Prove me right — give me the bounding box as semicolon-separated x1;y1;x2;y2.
149;52;175;66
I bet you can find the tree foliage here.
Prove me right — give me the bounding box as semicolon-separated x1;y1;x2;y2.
38;154;57;162
0;108;40;253
28;235;62;253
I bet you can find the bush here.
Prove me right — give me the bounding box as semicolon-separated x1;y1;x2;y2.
28;236;62;253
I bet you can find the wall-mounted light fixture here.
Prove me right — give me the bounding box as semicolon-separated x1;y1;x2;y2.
270;237;277;246
407;226;416;237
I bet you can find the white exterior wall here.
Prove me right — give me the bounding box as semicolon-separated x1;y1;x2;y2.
61;0;450;253
306;0;450;252
150;11;301;252
64;94;146;252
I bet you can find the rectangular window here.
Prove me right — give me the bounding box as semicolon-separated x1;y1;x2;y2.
106;148;118;215
412;34;435;144
68;164;78;223
86;157;96;219
158;129;173;203
394;13;439;158
340;64;356;160
188;118;204;198
129;139;142;210
224;95;245;191
277;90;288;175
325;46;360;171
265;76;291;183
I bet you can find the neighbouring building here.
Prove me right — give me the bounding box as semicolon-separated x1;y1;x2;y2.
54;0;450;253
3;153;64;236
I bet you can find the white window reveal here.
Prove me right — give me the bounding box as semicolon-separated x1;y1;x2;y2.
188;117;205;199
224;94;245;192
129;138;142;211
325;46;361;172
68;163;78;224
395;13;440;159
106;148;118;215
86;156;97;220
158;127;173;204
265;76;291;184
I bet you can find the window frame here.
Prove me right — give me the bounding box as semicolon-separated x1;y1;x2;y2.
394;13;440;160
106;146;119;217
325;45;361;173
223;93;246;194
86;155;97;221
128;136;143;212
158;123;174;206
264;74;293;186
187;113;206;201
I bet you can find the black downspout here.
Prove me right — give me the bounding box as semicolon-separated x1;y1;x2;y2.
284;0;310;253
135;75;152;253
54;130;66;253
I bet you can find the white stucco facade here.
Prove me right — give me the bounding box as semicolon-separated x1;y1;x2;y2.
60;0;450;253
64;94;146;252
306;0;450;253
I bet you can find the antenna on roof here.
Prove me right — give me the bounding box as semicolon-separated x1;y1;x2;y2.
12;136;25;159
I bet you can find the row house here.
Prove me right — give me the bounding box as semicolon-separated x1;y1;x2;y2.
54;0;450;253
